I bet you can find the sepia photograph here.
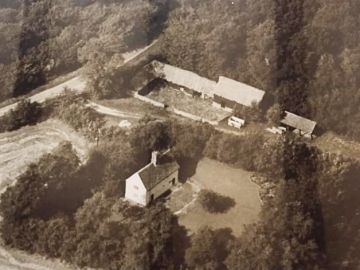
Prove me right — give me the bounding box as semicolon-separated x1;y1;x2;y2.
0;0;359;269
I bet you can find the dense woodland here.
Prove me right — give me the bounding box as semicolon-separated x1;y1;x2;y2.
1;1;360;270
2;93;360;269
161;0;360;139
1;0;359;139
0;0;171;100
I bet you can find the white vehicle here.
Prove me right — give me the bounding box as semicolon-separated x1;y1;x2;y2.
265;126;286;135
228;116;245;129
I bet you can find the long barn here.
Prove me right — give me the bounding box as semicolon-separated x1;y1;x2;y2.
149;60;216;98
212;76;266;111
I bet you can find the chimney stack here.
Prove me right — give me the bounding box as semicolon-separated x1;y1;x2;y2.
151;151;159;166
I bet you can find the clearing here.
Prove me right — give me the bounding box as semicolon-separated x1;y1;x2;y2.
93;97;170;127
167;158;261;236
313;131;360;160
0;119;90;193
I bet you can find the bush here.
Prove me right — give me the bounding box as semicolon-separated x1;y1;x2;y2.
266;103;282;126
51;91;105;140
198;190;235;214
0;99;42;132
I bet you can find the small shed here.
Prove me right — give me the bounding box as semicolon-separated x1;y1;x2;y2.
280;111;317;139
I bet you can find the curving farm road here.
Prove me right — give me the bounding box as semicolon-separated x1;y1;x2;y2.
0;40;157;118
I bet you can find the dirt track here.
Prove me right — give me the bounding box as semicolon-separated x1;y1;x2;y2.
0;77;86;118
0;40;157;119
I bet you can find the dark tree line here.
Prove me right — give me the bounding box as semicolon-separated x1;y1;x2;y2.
2;113;360;269
0;139;187;270
161;0;360;140
0;0;173;102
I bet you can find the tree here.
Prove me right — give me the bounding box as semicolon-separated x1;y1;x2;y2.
0;99;42;132
185;227;220;270
198;190;235;214
266;103;282;126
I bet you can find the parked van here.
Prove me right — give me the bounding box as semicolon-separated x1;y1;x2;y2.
228;116;245;129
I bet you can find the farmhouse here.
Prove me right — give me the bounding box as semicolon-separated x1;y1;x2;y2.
212;76;266;111
280;111;317;138
125;150;180;206
149;60;216;98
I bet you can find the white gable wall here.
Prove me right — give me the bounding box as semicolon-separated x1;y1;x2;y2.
125;173;147;206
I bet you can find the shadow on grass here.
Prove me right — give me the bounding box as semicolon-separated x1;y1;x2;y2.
177;157;201;183
198;190;236;214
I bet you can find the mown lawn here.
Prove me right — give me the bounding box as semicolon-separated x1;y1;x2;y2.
168;158;261;236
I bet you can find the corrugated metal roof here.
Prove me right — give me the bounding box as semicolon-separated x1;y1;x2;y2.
281;111;317;135
150;60;216;96
214;76;266;107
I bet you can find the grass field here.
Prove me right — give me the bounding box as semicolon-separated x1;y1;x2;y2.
168;158;261;237
313;131;360;160
0;120;90;193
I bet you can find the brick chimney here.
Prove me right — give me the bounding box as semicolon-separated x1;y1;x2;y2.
151;151;159;166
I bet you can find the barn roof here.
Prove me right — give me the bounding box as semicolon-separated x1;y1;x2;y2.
150;60;216;96
280;111;317;135
213;76;266;107
138;152;179;191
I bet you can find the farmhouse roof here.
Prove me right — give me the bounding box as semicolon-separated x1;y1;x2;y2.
138;151;179;191
280;111;317;135
214;76;266;107
150;60;216;96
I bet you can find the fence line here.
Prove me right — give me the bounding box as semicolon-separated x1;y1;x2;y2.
133;93;166;108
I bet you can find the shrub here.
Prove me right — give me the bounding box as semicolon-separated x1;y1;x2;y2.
266;103;282;126
198;190;235;214
0;99;42;132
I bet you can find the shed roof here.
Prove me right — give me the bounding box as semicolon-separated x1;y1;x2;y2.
213;76;265;107
150;60;216;96
138;152;179;191
280;111;317;135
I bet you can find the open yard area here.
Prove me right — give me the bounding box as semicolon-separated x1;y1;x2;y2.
147;86;230;122
313;131;360;160
167;158;261;237
95;97;170;127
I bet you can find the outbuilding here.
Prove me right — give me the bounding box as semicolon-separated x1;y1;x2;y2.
280;111;317;139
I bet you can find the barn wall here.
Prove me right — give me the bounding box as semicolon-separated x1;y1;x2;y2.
213;95;234;112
